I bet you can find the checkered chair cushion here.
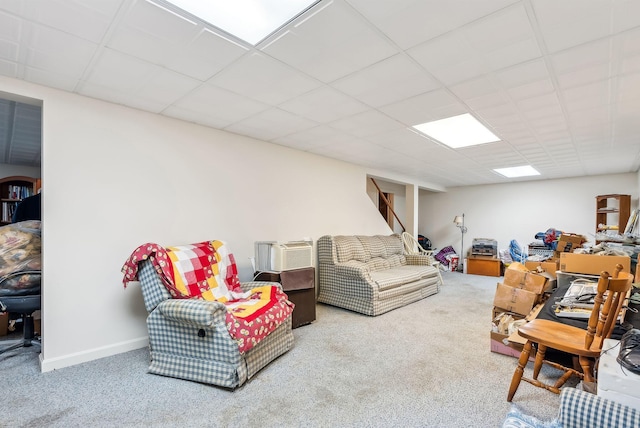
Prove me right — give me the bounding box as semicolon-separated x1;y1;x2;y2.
317;235;439;316
138;260;293;388
558;388;640;428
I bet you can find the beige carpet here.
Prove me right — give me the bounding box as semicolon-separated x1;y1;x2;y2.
1;271;566;427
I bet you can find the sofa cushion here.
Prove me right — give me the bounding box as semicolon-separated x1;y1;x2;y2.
334;236;368;263
357;235;386;258
370;265;435;291
366;257;390;271
376;234;403;257
387;254;406;268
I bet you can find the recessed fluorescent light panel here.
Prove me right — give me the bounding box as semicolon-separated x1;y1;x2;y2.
412;113;500;148
162;0;319;45
493;165;540;178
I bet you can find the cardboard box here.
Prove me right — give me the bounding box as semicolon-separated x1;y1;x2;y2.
556;233;586;253
493;282;539;316
525;260;560;279
559;253;631;275
490;331;536;360
503;267;548;295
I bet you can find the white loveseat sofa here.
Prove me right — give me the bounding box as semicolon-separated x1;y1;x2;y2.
317;234;440;316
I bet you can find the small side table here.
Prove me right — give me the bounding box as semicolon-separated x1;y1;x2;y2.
467;255;502;277
254;267;316;328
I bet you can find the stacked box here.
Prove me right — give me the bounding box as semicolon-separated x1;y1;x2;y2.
525;260;560;279
493;262;550;316
554;233;586;257
490;263;550;358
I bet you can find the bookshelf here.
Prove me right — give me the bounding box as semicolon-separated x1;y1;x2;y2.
0;176;39;225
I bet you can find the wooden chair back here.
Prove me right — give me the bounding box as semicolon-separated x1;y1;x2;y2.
585;264;633;351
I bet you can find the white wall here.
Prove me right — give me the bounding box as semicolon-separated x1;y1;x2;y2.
419;174;639;260
0;76;393;371
0;163;40;178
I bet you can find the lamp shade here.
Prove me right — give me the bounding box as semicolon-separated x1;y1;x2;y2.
453;215;463;226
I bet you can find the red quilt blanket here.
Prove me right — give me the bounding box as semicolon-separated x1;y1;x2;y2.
122;241;293;353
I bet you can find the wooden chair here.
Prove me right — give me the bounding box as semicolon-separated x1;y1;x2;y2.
507;264;633;402
401;232;443;285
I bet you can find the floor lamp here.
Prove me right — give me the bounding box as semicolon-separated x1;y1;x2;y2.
453;214;467;272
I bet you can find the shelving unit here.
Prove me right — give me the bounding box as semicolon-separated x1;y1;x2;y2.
0;176;39;225
595;194;631;243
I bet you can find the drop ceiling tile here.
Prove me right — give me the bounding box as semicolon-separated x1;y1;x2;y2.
262;1;397;83
556;64;611;89
25;24;98;78
0;58;17;76
408;32;489;85
331;54;440;108
617;73;640;102
328;110;403;138
621;27;640;56
79;81;169;113
516;92;561;112
224;108;318;141
379;89;465;126
494;58;550;88
474;102;519;123
278;86;369;123
346;0;519;50
621;53;640;74
24;66;79;91
0;39;18;62
122;0;198;44
508;78;555;101
612;1;640;33
82;48;158;91
169;29;249;81
561;80;611;111
465;92;512;111
18;0;117;43
533;0;614;53
0;10;21;42
550;39;611;75
450;75;501;101
521;103;563;121
272;124;355;151
137;69;201;109
208;52;320;105
170;83;269;127
162;105;231;130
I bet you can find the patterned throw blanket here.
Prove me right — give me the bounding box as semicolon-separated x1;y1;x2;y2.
0;220;41;296
122;241;293;353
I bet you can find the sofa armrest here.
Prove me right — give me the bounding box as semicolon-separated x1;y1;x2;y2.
334;263;371;279
157;299;227;327
405;254;433;266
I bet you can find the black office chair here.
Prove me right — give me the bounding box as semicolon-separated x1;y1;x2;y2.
0;292;41;354
0;220;42;355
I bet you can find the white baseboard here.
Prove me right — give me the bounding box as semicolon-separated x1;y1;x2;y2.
39;336;148;372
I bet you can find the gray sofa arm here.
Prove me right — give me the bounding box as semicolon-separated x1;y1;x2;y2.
157;299;227;327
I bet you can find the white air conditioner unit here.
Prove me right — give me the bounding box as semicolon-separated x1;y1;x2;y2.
255;241;313;272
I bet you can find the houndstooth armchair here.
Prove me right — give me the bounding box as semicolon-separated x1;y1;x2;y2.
134;258;294;388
